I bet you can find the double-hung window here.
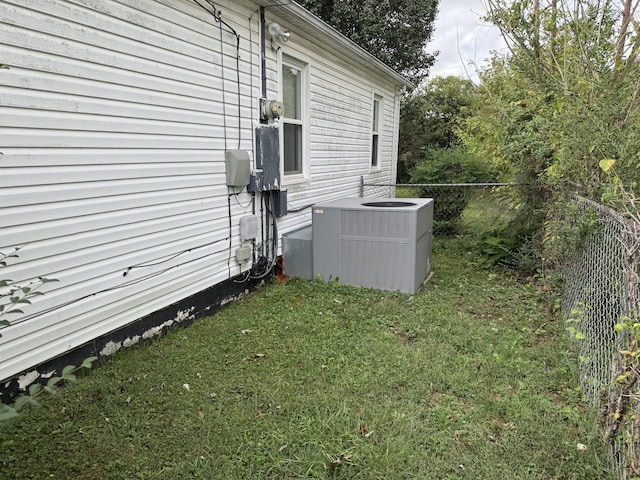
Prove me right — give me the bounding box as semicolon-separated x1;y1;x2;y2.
282;57;305;176
371;95;382;169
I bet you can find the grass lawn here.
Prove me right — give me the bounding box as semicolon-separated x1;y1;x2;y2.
0;239;611;479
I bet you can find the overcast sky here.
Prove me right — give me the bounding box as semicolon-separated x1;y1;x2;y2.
426;0;507;82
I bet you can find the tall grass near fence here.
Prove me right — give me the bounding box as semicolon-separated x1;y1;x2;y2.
395;184;517;237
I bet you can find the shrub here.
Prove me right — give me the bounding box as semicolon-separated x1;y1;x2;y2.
410;147;495;234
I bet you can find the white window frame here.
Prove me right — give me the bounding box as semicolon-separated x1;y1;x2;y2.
371;93;383;171
279;52;310;184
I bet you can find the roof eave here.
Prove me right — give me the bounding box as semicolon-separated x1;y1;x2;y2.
252;0;414;90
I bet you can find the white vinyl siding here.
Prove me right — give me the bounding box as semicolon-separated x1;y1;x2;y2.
0;0;259;380
0;0;406;382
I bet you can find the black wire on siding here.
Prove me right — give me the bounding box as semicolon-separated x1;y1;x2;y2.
13;238;232;324
191;0;242;149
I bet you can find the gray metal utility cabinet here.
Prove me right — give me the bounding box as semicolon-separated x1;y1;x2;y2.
312;198;433;294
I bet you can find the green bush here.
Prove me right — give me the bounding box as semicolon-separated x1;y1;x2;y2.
410;148;496;234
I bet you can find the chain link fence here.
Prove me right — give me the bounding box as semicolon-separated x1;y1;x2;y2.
558;195;640;479
361;181;519;237
363;180;640;477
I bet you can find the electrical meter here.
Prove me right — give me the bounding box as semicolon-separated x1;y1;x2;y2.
262;99;284;120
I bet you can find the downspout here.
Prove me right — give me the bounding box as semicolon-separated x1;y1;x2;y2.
391;88;404;198
259;6;269;258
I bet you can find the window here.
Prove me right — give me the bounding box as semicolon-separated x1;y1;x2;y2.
282;60;304;175
371;95;382;168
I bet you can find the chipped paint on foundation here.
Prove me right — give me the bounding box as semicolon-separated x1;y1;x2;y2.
1;273;267;400
141;307;195;340
122;335;140;348
100;340;122;357
18;370;40;390
220;289;250;307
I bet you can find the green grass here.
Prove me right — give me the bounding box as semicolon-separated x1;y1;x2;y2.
461;189;516;237
0;239;611;479
395;186;421;198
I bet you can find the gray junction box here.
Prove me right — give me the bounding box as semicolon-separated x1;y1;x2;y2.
224;150;250;187
312;198;433;294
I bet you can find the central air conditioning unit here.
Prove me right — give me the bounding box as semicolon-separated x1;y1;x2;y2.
312;198;433;294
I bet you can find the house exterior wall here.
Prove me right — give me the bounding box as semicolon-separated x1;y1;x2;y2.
0;0;407;384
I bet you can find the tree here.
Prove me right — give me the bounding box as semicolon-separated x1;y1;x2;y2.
479;0;640;193
398;76;476;182
296;0;439;83
459;0;640;256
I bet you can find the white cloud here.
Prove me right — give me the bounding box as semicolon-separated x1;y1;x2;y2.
427;0;506;82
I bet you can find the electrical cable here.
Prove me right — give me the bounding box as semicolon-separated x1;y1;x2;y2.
219;19;228;151
228;185;254;209
234;29;241;149
14;245;232;325
192;0;242;149
122;237;228;277
227;187;233;279
249;9;259;128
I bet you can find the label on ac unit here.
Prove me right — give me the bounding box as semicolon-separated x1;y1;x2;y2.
314;209;323;214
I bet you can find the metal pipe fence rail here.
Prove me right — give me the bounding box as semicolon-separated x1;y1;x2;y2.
361;180;520;236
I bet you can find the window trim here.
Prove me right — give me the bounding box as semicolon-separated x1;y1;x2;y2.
279;52;310;184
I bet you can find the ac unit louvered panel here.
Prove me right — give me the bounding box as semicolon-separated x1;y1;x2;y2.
312;198;433;294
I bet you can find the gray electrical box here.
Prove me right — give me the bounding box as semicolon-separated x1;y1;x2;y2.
236;245;252;263
240;216;259;241
225;150;250;187
272;190;287;217
249;126;280;191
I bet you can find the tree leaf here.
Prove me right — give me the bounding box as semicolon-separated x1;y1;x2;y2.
0;404;20;422
81;357;99;369
47;376;62;388
0;320;10;327
39;277;59;284
28;384;43;397
13;395;31;411
599;158;616;172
